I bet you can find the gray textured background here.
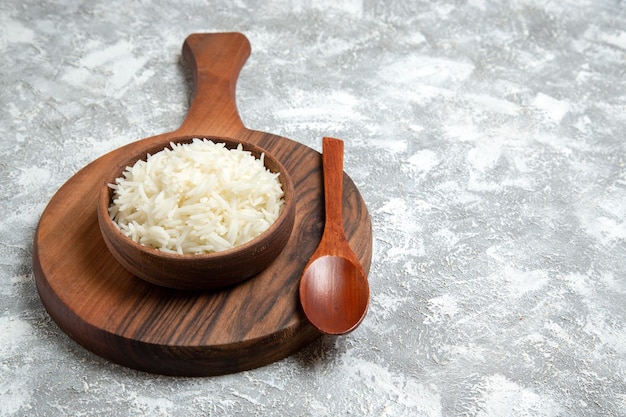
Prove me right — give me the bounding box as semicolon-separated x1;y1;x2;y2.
1;0;625;416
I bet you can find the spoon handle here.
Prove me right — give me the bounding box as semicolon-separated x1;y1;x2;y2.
322;137;346;239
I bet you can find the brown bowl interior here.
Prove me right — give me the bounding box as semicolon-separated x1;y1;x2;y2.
97;136;296;290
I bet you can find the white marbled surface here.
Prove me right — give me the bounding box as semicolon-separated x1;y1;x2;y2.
1;0;626;416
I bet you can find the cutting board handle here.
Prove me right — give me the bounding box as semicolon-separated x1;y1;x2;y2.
176;32;251;137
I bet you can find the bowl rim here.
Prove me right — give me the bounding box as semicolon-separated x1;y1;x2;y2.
97;135;295;261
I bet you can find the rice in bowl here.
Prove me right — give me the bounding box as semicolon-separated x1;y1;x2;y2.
108;138;285;254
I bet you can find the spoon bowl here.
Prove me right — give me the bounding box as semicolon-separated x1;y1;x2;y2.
299;137;370;334
300;255;369;334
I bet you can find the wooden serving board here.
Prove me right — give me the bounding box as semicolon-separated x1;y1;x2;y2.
32;33;372;376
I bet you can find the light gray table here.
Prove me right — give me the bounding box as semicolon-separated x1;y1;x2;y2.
1;1;625;416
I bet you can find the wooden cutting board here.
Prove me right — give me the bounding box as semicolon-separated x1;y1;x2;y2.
32;33;373;376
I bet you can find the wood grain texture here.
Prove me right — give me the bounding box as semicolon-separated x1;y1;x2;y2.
32;32;372;376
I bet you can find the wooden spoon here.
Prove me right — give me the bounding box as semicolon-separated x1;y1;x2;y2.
299;137;370;335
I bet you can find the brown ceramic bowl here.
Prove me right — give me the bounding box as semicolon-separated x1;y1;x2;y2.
97;136;296;290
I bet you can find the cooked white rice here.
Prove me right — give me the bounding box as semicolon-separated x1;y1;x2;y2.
108;138;284;254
